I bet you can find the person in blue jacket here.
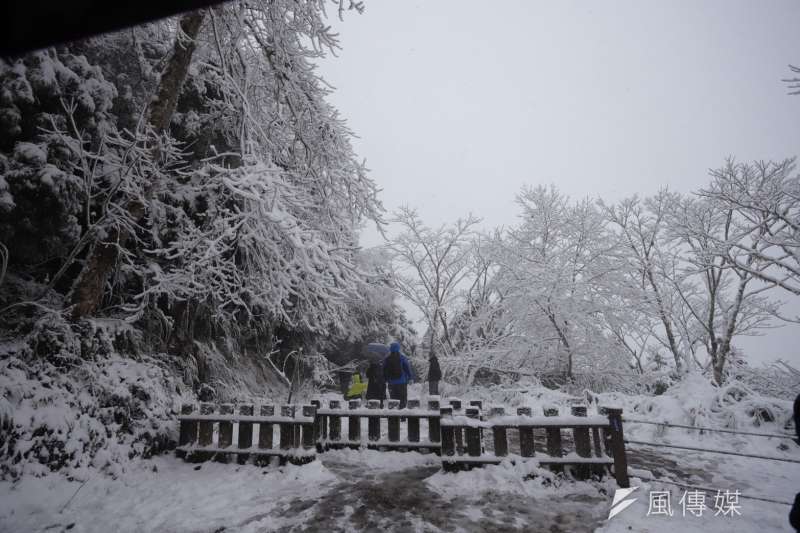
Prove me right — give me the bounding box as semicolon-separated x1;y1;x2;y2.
383;341;413;408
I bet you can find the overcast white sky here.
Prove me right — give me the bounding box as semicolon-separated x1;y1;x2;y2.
316;0;800;366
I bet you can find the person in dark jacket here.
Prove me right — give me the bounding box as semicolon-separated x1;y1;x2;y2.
791;394;800;532
427;353;442;396
383;341;413;408
794;392;800;444
337;370;351;400
365;360;386;405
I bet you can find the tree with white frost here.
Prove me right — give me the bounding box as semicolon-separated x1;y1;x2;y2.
697;159;800;298
385;207;480;360
1;1;384;355
602;191;690;372
495;186;629;379
665;167;791;385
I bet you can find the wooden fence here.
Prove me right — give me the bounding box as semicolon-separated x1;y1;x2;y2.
175;398;629;487
314;397;442;452
440;403;629;487
176;402;317;465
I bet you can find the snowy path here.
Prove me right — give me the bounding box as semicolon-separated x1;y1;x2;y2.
1;444;796;532
269;451;609;532
0;450;611;533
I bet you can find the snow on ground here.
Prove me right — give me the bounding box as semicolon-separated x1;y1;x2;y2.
0;457;337;533
321;448;440;471
1;376;797;532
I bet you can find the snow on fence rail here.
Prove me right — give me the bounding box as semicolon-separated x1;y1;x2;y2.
176;402;317;465
174;398;631;488
439;403;630;488
313;397;442;452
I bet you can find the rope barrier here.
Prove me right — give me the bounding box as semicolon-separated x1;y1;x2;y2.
623;417;797;440
634;474;793;506
625;439;800;464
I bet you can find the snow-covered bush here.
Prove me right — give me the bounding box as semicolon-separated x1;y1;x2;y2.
0;316;187;480
596;373;794;435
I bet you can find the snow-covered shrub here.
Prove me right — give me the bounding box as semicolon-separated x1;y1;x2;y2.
726;358;800;401
0;316;187;480
560;370;677;396
596;373;794;435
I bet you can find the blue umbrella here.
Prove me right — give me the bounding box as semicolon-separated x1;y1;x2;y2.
366;342;389;361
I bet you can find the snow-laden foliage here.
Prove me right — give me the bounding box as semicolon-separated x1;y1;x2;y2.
0;315;185;480
597;372;794;434
386;207;480;359
0;1;388;340
0;2;415;478
388;164;800;388
0;50;116;268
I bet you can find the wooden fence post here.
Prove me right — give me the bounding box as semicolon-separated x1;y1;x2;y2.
544;407;563;465
387;399;401;444
301;404;317;452
544;407;564;472
258;405;275;457
598;406;613;455
177;404;196;459
440;406;456;462
468;400;483;410
490;406;507;457
427;397;441;443
348;399;362;445
407;399;420;443
216;404;234;463
237;404;254;465
328;400;342;444
571;405;591;479
590;408;604;475
197;403;214;461
280;405;296;451
517;407;535;458
310;399;322;448
465;407;481;457
469;400;485;443
449;399;464;453
606;408;630;488
368;399;381;442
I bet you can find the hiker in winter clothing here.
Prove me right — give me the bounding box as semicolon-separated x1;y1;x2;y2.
794;392;800;444
337;370;351;400
383;341;413;408
365;360;386;404
790;492;800;531
427;353;442;396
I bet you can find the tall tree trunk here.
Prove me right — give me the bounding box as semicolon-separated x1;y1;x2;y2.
712;275;749;385
148;10;206;132
68;10;206;320
645;268;682;372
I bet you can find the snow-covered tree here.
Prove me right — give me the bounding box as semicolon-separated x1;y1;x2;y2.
494;186;631;378
664;191;783;385
697;159;800;297
0;1;384;377
385;207;480;359
602;191;691;372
